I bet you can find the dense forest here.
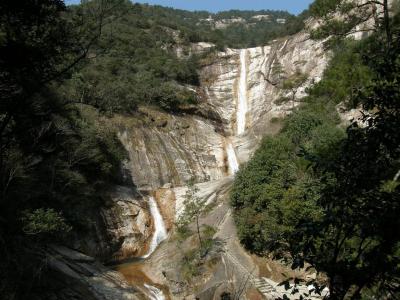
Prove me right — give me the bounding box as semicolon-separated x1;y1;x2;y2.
0;1;130;298
231;0;400;298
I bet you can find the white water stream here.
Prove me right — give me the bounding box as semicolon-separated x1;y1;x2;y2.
237;49;248;135
141;196;168;259
226;143;239;175
144;283;166;300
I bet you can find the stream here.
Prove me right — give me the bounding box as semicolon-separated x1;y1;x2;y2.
144;284;166;300
117;195;168;300
141;196;168;259
117;48;249;300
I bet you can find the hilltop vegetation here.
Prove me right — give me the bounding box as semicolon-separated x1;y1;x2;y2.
62;1;308;114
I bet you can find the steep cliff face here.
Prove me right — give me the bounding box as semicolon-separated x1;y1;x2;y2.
98;25;331;262
110;24;332;299
71;186;152;262
103;187;153;260
201;28;329;162
113;25;329;195
117;112;227;190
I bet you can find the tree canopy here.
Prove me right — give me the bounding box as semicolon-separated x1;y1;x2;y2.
0;1;127;298
232;3;400;299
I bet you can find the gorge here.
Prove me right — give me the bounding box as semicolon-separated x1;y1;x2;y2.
109;20;329;299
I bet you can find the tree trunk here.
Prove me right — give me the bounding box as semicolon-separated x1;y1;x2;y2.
383;0;392;46
196;215;203;251
350;284;365;300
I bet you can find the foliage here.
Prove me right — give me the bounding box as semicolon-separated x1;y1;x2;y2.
21;208;71;237
309;0;392;47
0;1;126;299
278;68;308;103
128;6;307;48
231;107;342;253
177;180;215;256
232;10;400;300
308;40;373;107
181;248;201;282
176;181;218;282
63;1;202;113
178;224;217;283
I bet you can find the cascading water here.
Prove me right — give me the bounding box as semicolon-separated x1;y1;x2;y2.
141;196;168;259
226;143;239;175
236;49;248;135
144;284;166;300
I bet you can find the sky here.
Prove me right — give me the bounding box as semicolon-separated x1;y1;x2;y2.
65;0;314;15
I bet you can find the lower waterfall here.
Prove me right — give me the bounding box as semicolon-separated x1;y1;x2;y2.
141;196;168;259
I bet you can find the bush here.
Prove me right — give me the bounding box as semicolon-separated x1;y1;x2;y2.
21;208;71;238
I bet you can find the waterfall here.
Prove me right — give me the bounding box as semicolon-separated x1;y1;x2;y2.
144;284;166;300
237;49;248;135
141;196;168;259
226;143;239;175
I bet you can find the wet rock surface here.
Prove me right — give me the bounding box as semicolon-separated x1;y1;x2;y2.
70;186;152;262
42;245;144;300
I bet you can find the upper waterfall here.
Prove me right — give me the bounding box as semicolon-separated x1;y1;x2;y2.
236;49;248;135
141;196;168;258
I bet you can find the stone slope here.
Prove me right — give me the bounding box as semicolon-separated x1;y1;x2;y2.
43;245;144;300
201;27;329;162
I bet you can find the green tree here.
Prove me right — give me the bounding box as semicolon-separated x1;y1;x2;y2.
177;181;214;257
309;0;393;46
278;68;308;106
232;13;400;298
292;36;400;296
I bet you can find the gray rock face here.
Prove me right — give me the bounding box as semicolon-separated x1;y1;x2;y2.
174;42;216;58
102;186;153;260
110;25;333;300
118;114;227;191
115;26;330;196
99;26;331;266
43;245;144;300
201;27;329;162
70;186;152;262
50;14;381;299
